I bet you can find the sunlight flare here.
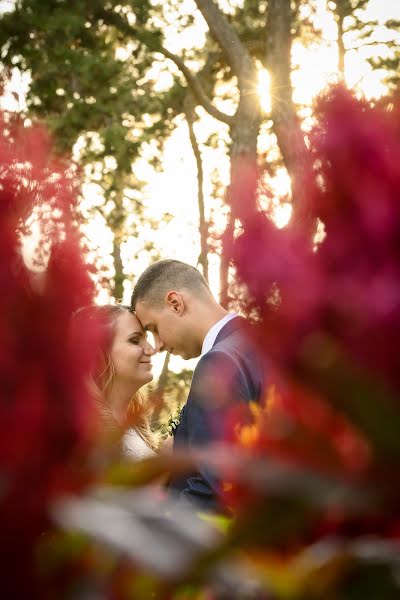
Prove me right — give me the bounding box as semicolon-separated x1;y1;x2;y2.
258;69;272;113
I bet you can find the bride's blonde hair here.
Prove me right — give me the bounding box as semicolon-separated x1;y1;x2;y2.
74;304;158;451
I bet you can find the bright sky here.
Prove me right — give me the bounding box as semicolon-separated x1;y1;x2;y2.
2;0;400;377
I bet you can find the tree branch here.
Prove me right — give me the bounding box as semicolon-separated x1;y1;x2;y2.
348;38;400;50
266;0;315;237
193;0;260;128
97;7;233;126
184;91;209;283
160;47;234;126
194;0;253;78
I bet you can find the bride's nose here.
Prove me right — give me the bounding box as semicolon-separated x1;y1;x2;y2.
143;340;156;356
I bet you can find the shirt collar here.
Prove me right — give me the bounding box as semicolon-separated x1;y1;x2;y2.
201;313;238;356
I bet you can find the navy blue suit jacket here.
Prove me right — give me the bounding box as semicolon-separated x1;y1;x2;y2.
169;317;265;512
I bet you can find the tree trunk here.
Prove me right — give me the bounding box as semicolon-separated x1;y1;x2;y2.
194;0;252;78
218;212;234;308
194;0;261;197
219;119;260;308
156;352;170;396
112;236;124;301
184;93;209;284
194;0;262;305
151;352;170;424
336;2;346;79
266;0;315;238
337;15;345;78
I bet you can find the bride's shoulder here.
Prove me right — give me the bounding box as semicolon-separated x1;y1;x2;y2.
122;428;156;461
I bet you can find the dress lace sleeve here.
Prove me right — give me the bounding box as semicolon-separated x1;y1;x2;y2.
122;428;156;462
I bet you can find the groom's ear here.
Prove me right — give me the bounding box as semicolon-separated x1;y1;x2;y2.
165;291;184;315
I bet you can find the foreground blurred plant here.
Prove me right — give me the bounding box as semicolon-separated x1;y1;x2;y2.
233;86;400;467
0;111;99;597
227;86;400;596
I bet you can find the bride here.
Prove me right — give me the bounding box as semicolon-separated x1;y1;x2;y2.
73;304;159;460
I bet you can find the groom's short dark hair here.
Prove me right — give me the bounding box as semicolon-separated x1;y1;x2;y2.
131;259;210;309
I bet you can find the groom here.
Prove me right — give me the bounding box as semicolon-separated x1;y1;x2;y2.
131;259;266;512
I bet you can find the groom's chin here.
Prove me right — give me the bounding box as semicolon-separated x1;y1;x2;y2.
183;348;201;360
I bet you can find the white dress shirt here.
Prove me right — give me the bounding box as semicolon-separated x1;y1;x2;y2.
201;313;238;356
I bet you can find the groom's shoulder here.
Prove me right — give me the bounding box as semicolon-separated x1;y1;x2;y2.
213;316;257;353
191;319;264;404
195;319;260;377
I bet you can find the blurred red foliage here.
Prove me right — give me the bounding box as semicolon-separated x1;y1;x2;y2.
0;112;99;596
232;87;400;464
234;87;400;397
223;87;400;536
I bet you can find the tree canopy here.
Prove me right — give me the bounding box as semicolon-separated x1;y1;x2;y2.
1;0;399;301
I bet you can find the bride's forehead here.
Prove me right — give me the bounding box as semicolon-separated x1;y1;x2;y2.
116;310;142;330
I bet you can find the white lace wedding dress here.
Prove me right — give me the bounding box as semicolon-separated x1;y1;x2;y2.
122;428;156;461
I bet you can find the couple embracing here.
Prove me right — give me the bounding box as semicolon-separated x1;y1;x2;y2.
83;259;266;514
